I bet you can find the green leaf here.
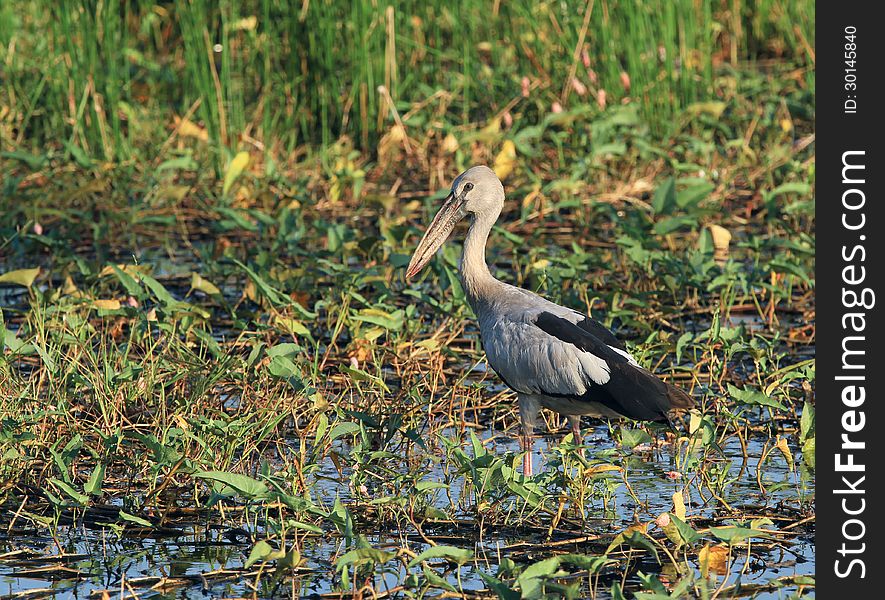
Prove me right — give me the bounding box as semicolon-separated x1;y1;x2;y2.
0;268;40;288
675;332;693;363
328;422;361;441
245;540;280;568
415;480;449;492
267;343;301;358
407;545;473;568
109;265;143;298
726;384;786;410
710;525;777;544
49;478;89;505
676;181;714;208
0;151;47;170
63;142;93;168
84;463;105;496
517;556;565;598
156;155;198;172
119;510;153;527
763;182;812;202
560;554;611;573
668;514;700;547
426;564;460;592
268;354;299;378
284;520;324;534
619;427;652;449
335;547;396;573
653;215;698;235
194;470;269;499
351;308;404;331
140;274;176;306
799;401;815;446
652;177;676;215
130;432;182;466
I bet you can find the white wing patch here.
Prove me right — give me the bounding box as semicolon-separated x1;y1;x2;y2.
575;349;611;385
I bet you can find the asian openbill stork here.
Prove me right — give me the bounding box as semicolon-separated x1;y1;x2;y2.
406;166;694;476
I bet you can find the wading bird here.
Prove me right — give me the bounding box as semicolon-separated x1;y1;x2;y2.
406;166;693;476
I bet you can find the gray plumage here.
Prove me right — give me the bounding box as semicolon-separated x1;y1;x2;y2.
407;166;693;475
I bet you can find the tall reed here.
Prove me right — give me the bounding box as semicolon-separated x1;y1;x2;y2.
0;0;814;163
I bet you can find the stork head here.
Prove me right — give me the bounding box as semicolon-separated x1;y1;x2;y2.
406;166;504;278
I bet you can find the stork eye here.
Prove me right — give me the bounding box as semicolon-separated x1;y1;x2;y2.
463;183;474;193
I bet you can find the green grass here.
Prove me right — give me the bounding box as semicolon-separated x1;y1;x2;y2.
2;0;813;164
0;1;814;597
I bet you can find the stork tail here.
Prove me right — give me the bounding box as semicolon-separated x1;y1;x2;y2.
666;383;694;411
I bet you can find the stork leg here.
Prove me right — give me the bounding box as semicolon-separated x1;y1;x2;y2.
518;395;541;478
567;415;582;442
520;430;533;477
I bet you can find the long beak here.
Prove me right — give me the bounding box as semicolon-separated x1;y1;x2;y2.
406;192;464;278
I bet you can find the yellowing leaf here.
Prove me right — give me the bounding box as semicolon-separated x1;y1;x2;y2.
442;133;459;153
686;101;726;119
190;272;221;296
173;115;208;141
223;151;250;197
698;544;729;577
232;16;258;31
709;224;731;262
493;140;517;180
583;463;621;476
0;268;40;288
775;435;794;471
672;490;686;520
482;117;501;136
62;276;78;295
92;299;121;310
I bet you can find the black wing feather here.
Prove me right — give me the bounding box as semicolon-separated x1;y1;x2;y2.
573;315;626;351
533;311;687;422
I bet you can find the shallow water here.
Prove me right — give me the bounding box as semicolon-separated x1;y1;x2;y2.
0;417;813;598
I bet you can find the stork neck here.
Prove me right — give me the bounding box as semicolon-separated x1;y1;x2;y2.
460;212;499;305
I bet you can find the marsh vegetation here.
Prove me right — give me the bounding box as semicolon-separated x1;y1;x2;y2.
0;1;814;597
